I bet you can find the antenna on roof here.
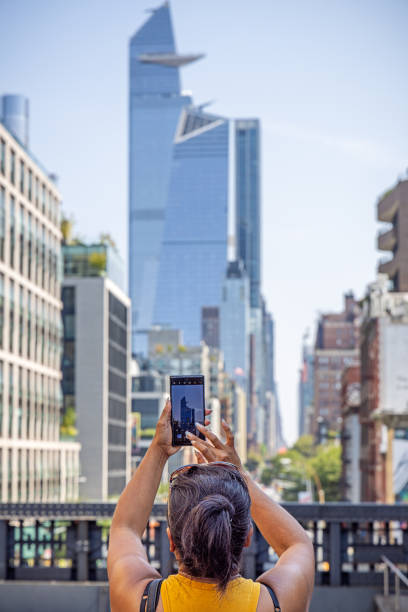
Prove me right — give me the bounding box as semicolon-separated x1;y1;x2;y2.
198;100;216;111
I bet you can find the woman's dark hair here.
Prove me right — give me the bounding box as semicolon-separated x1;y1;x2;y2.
168;464;251;593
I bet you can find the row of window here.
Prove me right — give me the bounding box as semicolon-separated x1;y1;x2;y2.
0;274;62;369
0;185;61;297
316;356;356;368
0;360;61;442
0;446;78;502
0;137;60;226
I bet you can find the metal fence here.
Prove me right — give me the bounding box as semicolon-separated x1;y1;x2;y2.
0;503;407;586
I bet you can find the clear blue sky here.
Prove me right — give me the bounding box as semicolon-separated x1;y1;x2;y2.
1;0;407;444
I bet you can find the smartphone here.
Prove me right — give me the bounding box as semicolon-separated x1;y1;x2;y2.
170;375;206;446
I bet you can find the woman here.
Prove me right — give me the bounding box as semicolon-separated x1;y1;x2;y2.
108;400;315;611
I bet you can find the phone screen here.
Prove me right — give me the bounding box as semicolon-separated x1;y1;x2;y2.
170;375;206;446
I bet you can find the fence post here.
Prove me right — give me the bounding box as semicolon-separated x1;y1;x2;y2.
242;527;257;579
76;520;89;581
159;521;172;578
0;520;7;580
329;522;341;587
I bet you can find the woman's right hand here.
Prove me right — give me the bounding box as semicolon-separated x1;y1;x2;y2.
186;420;243;470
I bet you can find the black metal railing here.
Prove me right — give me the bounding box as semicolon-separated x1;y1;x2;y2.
0;503;407;586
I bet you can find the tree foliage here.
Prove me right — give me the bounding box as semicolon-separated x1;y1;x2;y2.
60;406;78;438
262;435;342;502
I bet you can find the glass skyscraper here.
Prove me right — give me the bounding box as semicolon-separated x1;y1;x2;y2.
235;119;261;309
220;260;250;388
128;3;202;353
154;106;229;345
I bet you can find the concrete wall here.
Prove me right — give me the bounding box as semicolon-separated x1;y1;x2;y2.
311;587;380;612
0;582;110;612
75;278;106;501
0;582;382;612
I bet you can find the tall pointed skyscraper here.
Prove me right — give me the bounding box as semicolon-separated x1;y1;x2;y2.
235;119;261;309
153;106;229;345
128;3;203;353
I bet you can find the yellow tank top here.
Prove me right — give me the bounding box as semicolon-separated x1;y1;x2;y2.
161;573;261;612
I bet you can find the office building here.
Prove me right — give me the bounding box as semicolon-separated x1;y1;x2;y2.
153;105;229;345
235;119;261;309
377;179;408;291
201;306;220;349
220;261;249;387
131;359;167;472
313;292;360;435
0;105;79;503
298;335;315;437
128;3;203;353
0;95;29;148
62;244;131;500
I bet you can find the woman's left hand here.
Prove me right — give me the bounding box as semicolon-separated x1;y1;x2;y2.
152;399;212;458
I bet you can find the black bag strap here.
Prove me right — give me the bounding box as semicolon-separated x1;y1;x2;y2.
259;581;281;612
139;578;163;612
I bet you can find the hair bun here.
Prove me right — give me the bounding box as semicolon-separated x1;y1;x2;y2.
200;494;235;517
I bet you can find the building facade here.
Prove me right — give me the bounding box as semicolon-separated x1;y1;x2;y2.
128;3;202;353
340;365;361;502
62;248;131;501
360;276;408;502
130;359;167;474
201;306;219;349
377;179;408;291
298;337;315;437
313;292;360;436
153;106;229;346
0;114;79;503
220;260;249;388
235;119;261;309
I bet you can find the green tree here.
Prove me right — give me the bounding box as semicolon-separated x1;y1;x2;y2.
260;466;274;486
291;435;316;459
60;406;78;438
309;444;342;502
245;455;260;473
268;437;342;502
88;251;107;273
99;232;118;251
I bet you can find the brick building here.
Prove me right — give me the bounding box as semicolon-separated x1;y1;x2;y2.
313;292;360;437
360;276;408;502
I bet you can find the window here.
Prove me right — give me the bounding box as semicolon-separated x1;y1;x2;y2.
19;160;25;194
0;275;3;348
8;366;14;437
109;292;127;324
41;184;46;215
41;227;46;287
27;213;32;279
19;288;24;356
9;280;14;352
0;361;3;437
10;150;15;184
0;186;4;260
35;177;39;207
19;205;25;275
28;169;32;201
27;293;31;358
0;139;5;175
9;196;15;268
18;367;23;437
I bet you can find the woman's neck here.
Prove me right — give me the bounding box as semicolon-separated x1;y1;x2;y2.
177;569;240;583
